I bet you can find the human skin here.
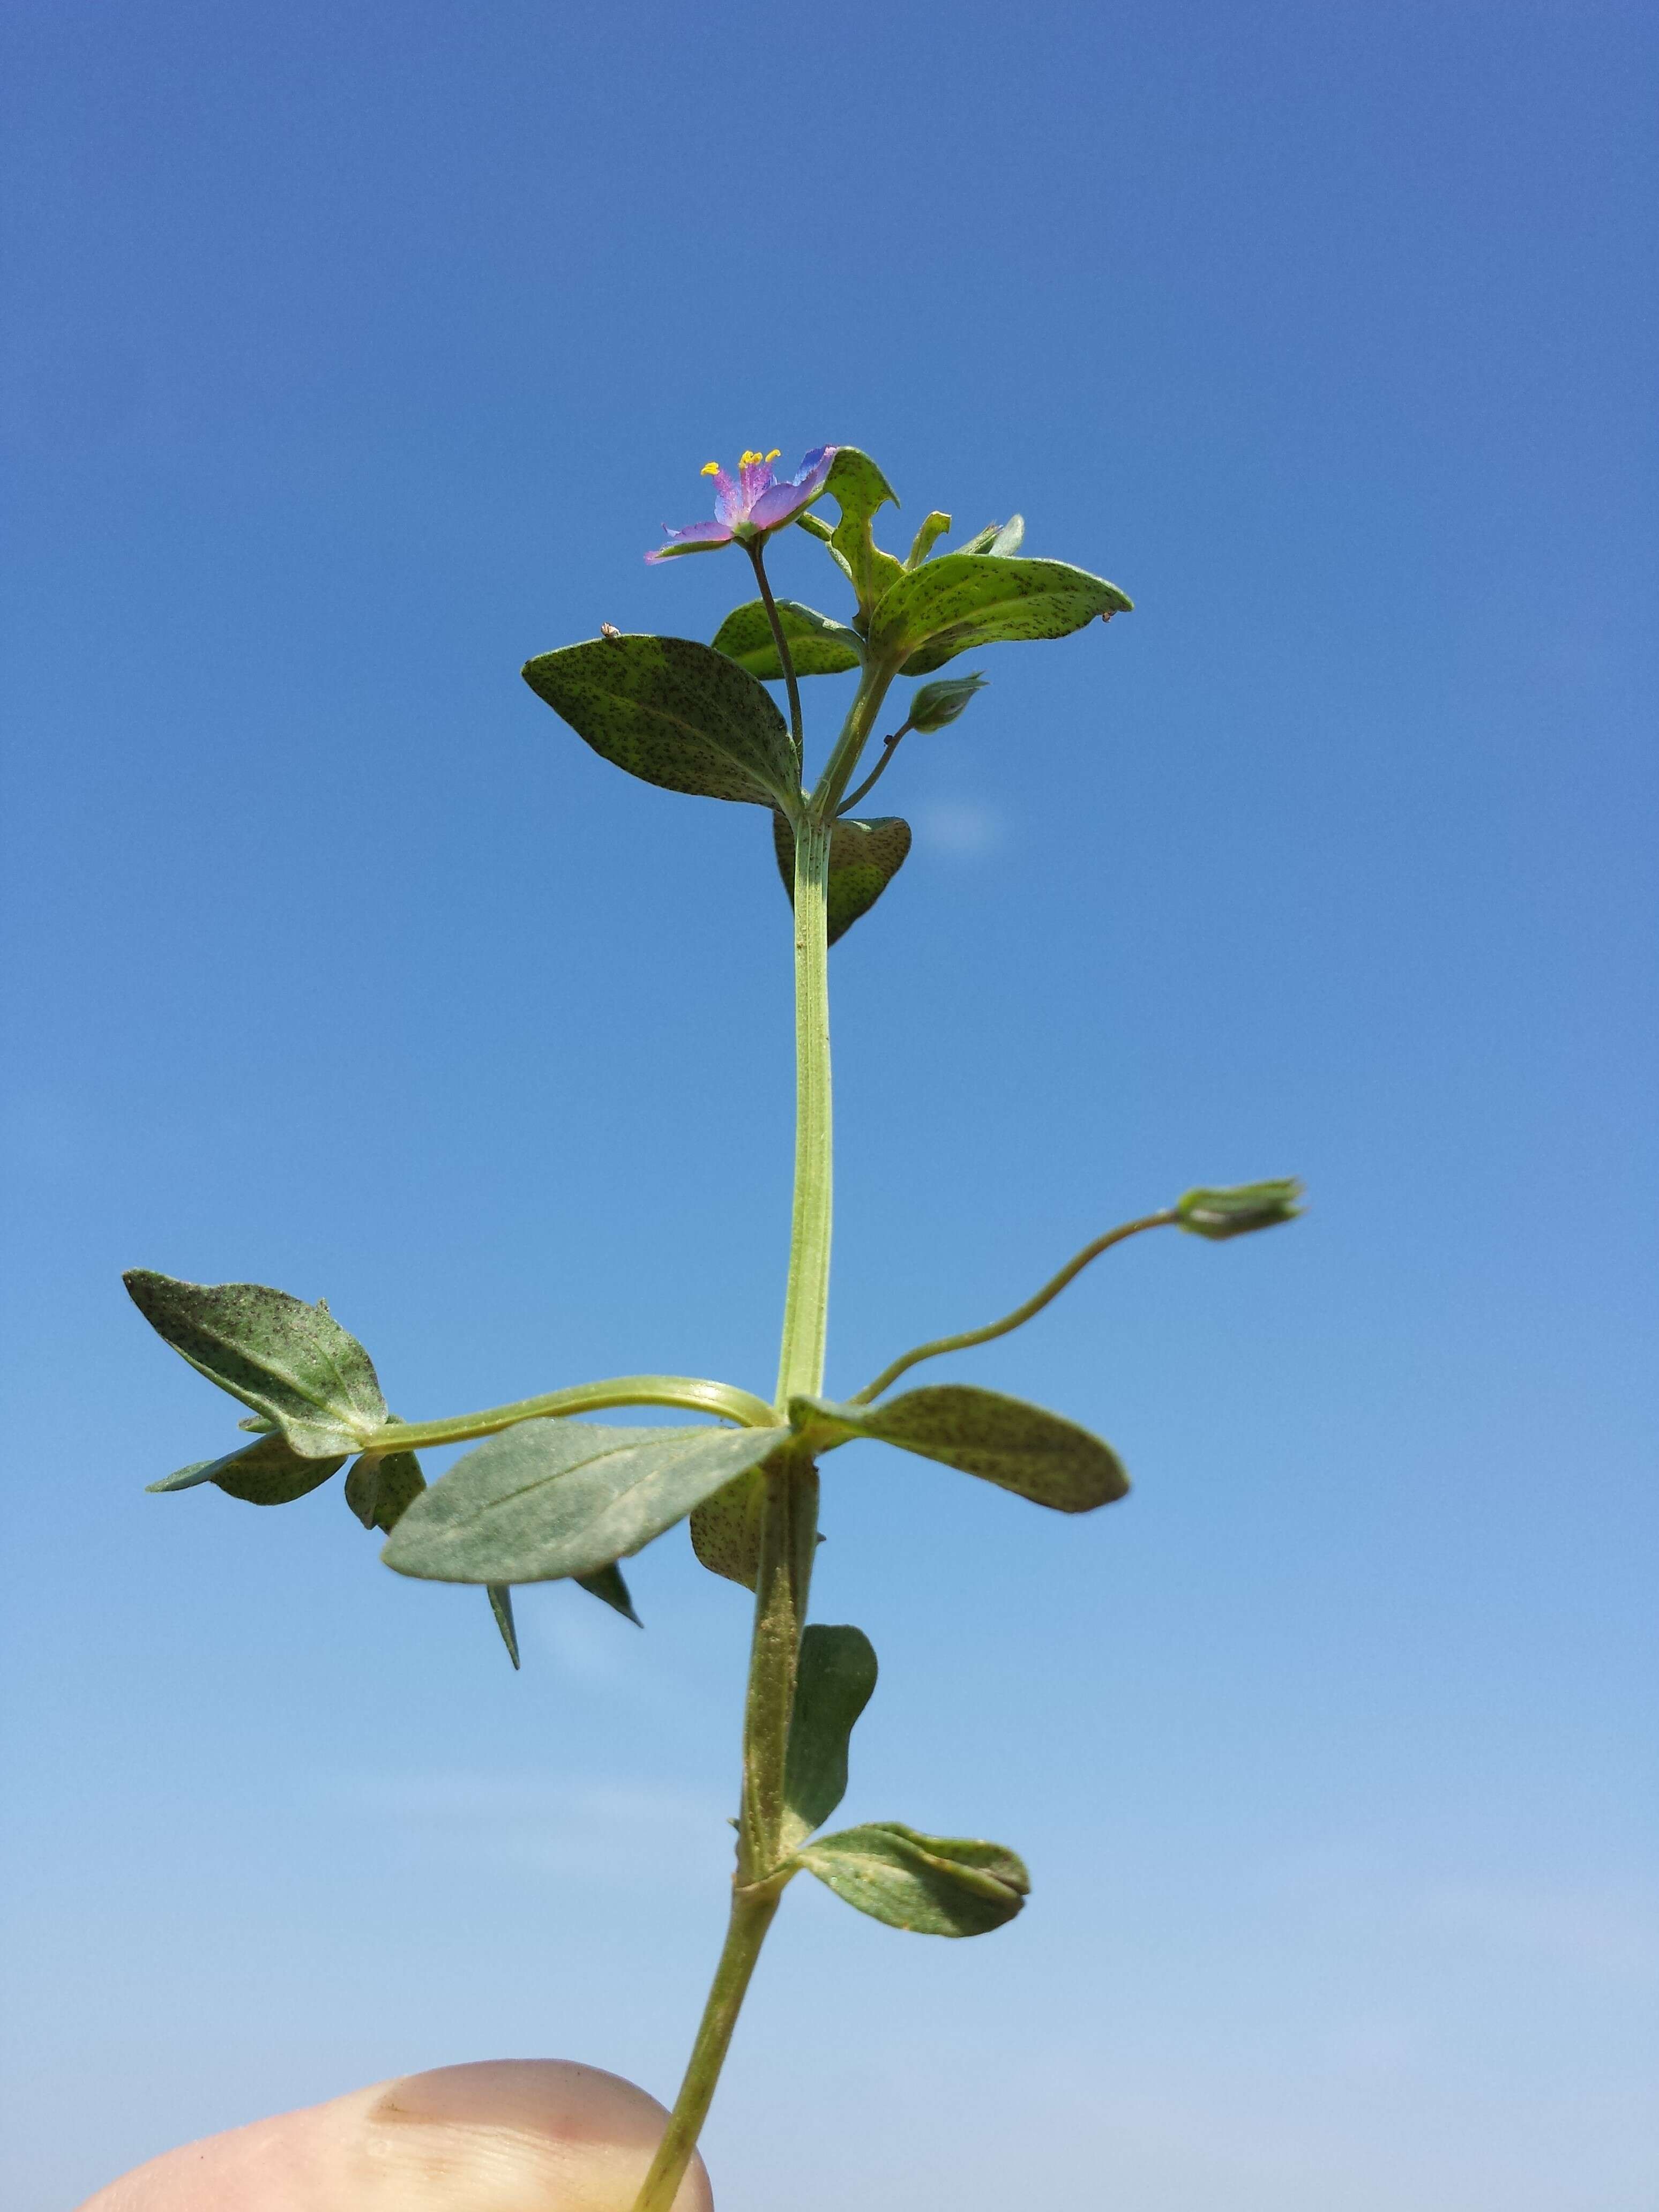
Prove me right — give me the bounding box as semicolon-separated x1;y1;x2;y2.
76;2059;714;2211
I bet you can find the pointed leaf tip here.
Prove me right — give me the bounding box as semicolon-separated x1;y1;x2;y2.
488;1583;521;1669
122;1269;387;1456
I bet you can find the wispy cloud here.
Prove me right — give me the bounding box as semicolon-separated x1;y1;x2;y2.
914;798;1004;857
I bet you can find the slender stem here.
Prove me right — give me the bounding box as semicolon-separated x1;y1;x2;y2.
850;1210;1178;1406
836;723;910;816
357;1376;778;1454
632;758;844;2212
746;540;804;768
773;811;834;1410
629;1886;783;2212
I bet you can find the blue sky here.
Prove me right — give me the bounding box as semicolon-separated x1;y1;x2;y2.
2;2;1654;2206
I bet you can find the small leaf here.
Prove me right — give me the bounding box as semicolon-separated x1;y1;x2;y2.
148;1431;347;1505
824;449;905;623
522;636;799;810
711;600;862;682
905;512;951;567
488;1583;521;1669
773;812;913;946
791;1385;1129;1513
689;1463;770;1589
382;1419;784;1585
345;1448;427;1533
797;1821;1028;1937
867;553;1131;677
574;1561;642;1625
123;1271;388;1456
781;1625;879;1849
956;517;1026;558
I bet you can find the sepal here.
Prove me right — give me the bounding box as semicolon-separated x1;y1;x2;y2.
1177;1179;1304;1240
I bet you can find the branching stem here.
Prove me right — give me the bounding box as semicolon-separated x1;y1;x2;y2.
850;1210;1178;1406
357;1376;776;1454
836;723;910;814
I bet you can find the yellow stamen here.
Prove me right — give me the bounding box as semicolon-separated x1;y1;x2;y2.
700;461;720;476
765;450;781;462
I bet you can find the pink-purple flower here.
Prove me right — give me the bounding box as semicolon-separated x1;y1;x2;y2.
645;446;838;563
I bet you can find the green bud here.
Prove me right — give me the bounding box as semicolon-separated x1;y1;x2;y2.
907;671;988;732
1176;1179;1304;1240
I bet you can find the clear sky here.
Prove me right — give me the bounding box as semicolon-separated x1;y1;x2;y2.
2;4;1654;2207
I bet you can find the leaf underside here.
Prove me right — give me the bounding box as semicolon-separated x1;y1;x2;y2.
689;1462;772;1588
866;554;1132;676
772;812;913;945
123;1271;388;1457
522;634;799;809
382;1418;784;1585
150;1430;347;1505
791;1384;1130;1513
711;600;863;682
798;1821;1028;1937
781;1624;879;1848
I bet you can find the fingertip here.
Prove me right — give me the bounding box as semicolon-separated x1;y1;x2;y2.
78;2058;714;2211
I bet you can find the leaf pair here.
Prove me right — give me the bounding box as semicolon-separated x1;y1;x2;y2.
780;1625;1026;1939
124;1269;607;1668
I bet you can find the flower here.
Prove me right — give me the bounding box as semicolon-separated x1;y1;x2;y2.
645;446;838;563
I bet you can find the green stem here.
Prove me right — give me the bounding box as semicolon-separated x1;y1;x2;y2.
358;1375;777;1454
746;540;804;768
836;722;910;815
629;1886;783;2212
774;811;834;1409
633;735;855;2211
850;1210;1178;1406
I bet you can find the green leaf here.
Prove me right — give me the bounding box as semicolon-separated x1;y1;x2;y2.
781;1625;879;1849
123;1271;388;1457
958;517;1026;558
790;1385;1129;1513
866;553;1131;677
574;1561;642;1625
824;449;905;623
1177;1178;1304;1240
521;636;799;810
796;1821;1028;1937
148;1431;347;1505
711;600;862;682
772;812;913;946
382;1419;783;1586
345;1448;426;1533
488;1584;521;1669
905;512;952;567
689;1463;770;1589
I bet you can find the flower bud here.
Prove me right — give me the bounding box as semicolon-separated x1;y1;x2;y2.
1176;1179;1304;1240
907;672;988;733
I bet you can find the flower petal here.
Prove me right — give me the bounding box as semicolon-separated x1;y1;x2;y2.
645;519;735;563
706;468;745;527
748;445;840;532
789;445;838;494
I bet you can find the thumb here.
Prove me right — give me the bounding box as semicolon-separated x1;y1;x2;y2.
79;2058;714;2211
